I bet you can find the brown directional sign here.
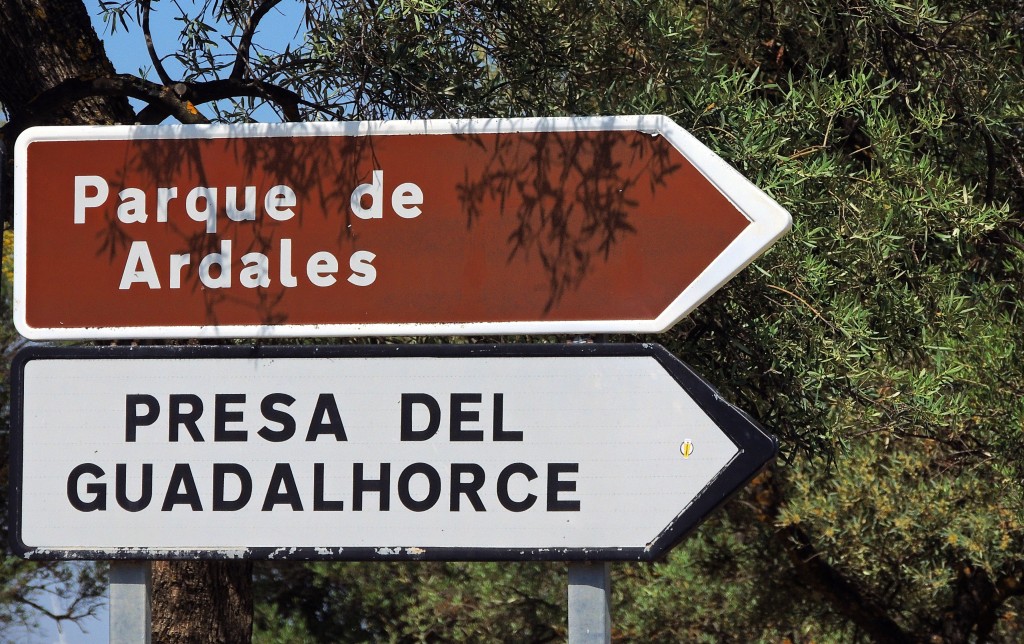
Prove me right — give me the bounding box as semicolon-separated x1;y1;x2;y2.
13;116;790;340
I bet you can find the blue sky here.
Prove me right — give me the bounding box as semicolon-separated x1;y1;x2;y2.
86;0;305;120
9;563;107;644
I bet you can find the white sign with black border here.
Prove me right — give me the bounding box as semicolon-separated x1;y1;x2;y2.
9;343;775;561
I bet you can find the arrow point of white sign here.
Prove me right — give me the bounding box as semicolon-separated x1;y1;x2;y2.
638;345;778;558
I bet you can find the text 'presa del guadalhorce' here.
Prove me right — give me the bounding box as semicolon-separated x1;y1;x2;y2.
66;390;582;515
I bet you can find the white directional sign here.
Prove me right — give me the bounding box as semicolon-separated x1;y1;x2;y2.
10;343;776;561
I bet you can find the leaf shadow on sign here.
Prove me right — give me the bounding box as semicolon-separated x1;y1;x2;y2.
111;135;375;328
452;129;682;313
100;124;683;327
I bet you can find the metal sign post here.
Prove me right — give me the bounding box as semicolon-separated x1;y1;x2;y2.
568;562;612;643
567;334;611;643
109;562;151;643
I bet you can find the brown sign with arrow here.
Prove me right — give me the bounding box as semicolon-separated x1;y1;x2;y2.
14;116;790;339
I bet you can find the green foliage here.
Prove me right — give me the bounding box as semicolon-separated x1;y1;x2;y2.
244;0;1024;641
661;1;1024;640
254;561;564;642
614;505;863;643
4;0;1024;640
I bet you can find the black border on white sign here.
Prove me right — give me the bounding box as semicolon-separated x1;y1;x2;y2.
9;342;777;562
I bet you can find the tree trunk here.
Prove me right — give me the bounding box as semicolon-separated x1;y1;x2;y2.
0;0;134;225
0;0;135;144
0;0;134;125
152;561;254;643
0;2;254;641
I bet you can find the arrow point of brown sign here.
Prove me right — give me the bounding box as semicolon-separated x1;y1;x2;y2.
640;116;792;332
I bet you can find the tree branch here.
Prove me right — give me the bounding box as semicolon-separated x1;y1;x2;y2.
983;129;997;206
941;562;1010;642
8;589;101;624
141;0;173;86
999;229;1024;254
231;0;284;80
24;74;207;124
190;78;302;120
136;77;305;123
